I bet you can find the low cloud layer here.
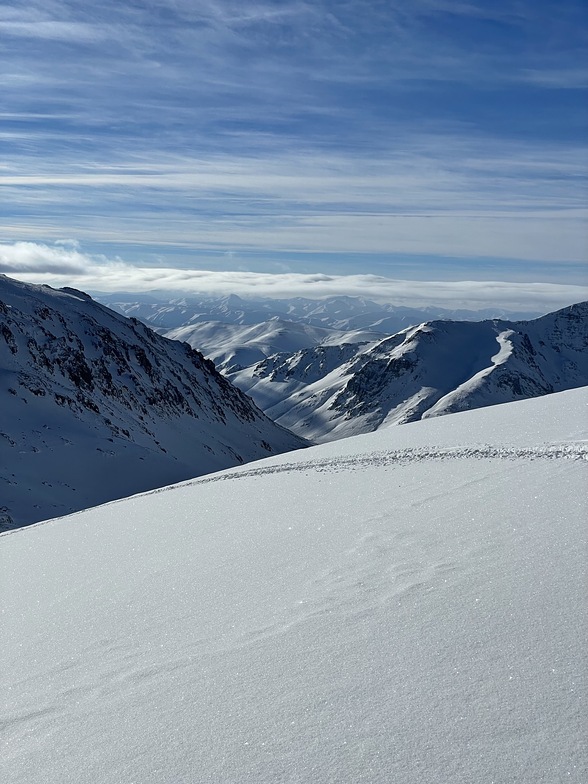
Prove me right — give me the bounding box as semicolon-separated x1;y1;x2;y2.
2;241;586;313
0;240;106;275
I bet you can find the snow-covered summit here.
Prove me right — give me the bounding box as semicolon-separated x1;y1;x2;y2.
2;388;587;783
164;317;381;373
231;302;588;441
0;275;306;530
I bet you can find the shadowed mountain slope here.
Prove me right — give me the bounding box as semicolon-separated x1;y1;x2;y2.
0;275;306;529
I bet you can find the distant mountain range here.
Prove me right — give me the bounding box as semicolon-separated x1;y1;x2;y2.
164;318;382;374
0;276;306;530
163;302;588;442
98;291;540;333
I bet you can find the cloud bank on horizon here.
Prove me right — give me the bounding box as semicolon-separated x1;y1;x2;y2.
2;241;586;313
1;0;586;284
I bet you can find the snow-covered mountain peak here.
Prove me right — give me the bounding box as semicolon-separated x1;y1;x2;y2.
230;302;588;442
99;291;540;332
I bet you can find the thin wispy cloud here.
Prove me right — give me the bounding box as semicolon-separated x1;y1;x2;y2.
2;143;586;266
1;0;586;292
520;68;588;89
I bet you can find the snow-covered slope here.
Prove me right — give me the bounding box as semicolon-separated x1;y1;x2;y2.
0;275;306;530
164;318;380;373
231;302;588;442
2;389;587;783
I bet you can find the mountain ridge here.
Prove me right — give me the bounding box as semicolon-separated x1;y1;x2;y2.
227;302;588;441
98;291;540;332
0;275;306;530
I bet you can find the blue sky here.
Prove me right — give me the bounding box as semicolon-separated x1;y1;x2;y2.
1;0;587;307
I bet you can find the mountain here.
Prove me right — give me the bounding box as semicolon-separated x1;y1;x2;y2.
0;275;306;530
3;388;587;784
229;302;588;442
164;317;381;373
98;291;538;332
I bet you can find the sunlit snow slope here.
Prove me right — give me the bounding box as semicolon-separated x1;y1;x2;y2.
164;318;380;373
2;389;587;783
232;302;588;441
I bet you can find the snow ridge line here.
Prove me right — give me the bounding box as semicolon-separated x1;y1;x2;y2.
191;443;588;486
2;443;585;538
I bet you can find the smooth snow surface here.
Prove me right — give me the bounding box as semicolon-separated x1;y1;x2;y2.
2;389;587;783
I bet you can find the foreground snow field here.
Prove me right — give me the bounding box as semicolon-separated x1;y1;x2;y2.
2;389;587;783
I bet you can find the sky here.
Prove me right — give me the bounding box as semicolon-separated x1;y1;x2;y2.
1;0;587;309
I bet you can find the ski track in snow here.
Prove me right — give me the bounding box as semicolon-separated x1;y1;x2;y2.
187;442;588;485
2;441;586;538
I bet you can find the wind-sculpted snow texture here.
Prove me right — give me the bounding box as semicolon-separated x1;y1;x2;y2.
2;389;587;783
229;302;588;441
0;275;306;530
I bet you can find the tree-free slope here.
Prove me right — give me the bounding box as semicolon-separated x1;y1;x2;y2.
231;302;588;441
2;388;587;783
0;275;306;530
164;317;381;373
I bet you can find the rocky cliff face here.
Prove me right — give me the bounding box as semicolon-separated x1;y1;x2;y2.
0;275;306;530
